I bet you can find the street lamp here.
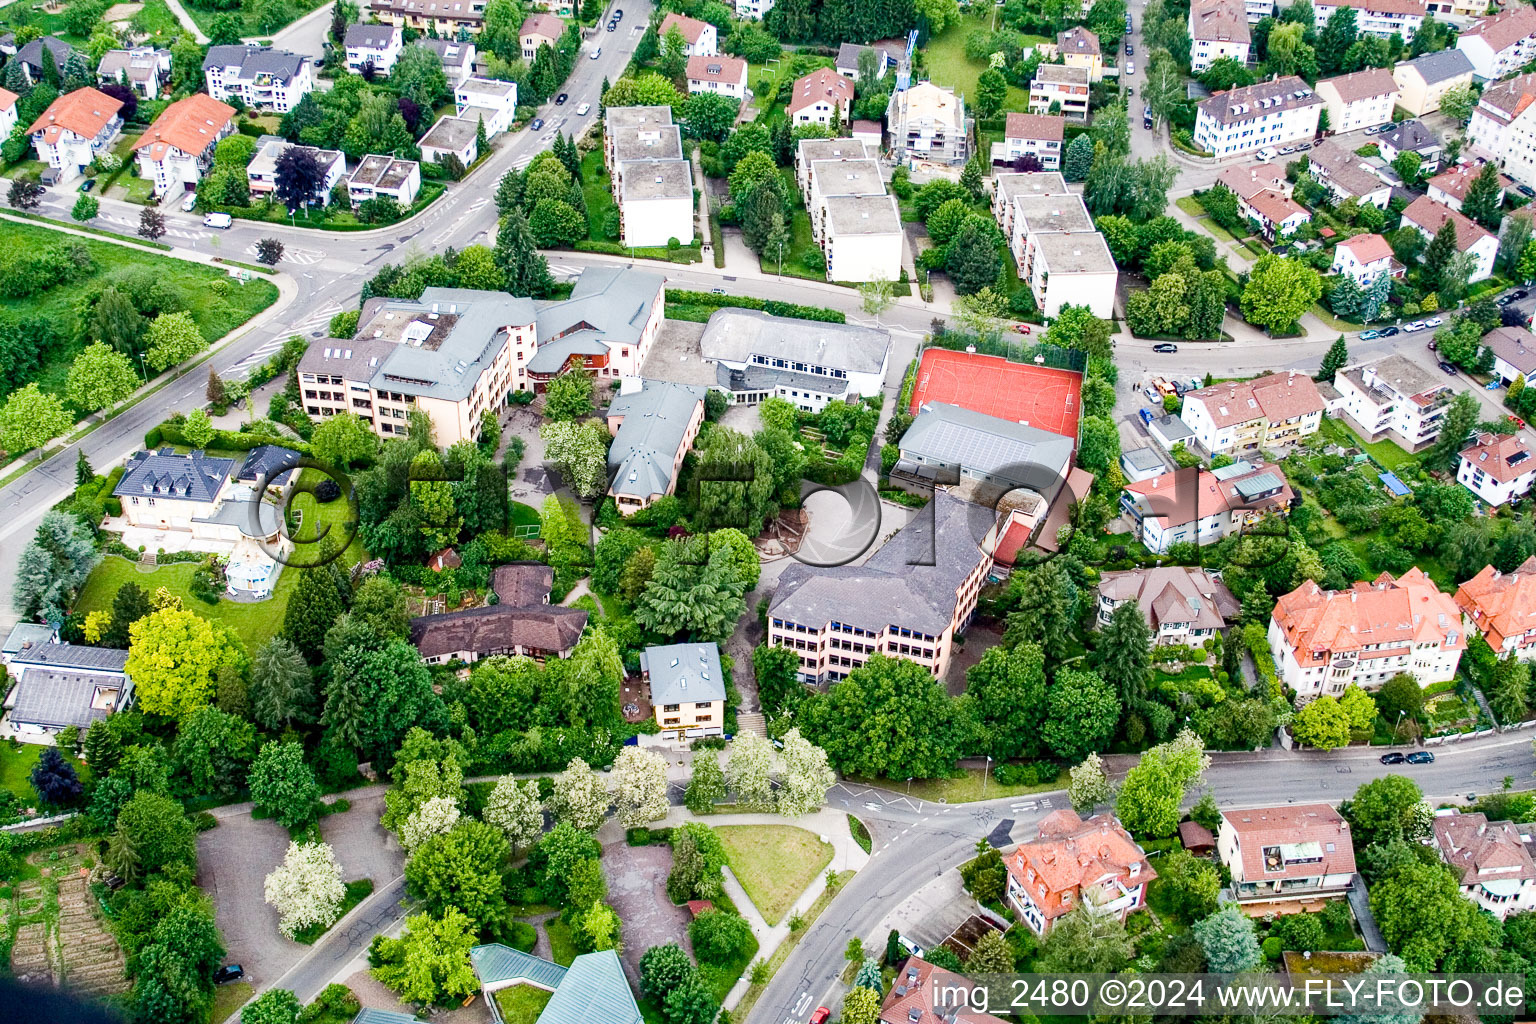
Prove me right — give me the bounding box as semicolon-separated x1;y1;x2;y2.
982;755;993;796
1395;708;1405;743
906;776;913;796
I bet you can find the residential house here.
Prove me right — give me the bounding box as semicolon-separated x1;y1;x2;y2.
698;307;890;410
419;37;477;86
1096;566;1241;646
605;377;706;511
1392;48;1475;116
467;947;641;1024
1467;72;1536;191
344;23;404;76
1029;63;1092;122
897;402;1074;500
835;42;892;82
878;958;1009;1024
13;36;75;86
1218;805;1357;904
642;642;724;737
888;81;970;163
1428;161;1509;212
788;67;853;127
1269;569;1467;693
202;45;313;113
1400;195;1497;282
1378;119;1443;173
685;55;748;100
419;115;478;167
0;88;15;140
1315;68;1398;133
1244;188;1310;241
131;93;236;198
1216;161;1287;203
768;490;993;684
1148;413;1196;453
96;47;171;100
990;111;1066;169
520;13;563;60
735;0;774;17
1180;372;1327;457
455;77;518;136
1426;0;1493;14
1458;431;1536;507
2;640;132;741
29;87;123;185
1121;460;1295;554
1485;324;1536;385
794;136;877;195
1312;0;1426;39
1455;556;1536;658
410;602;587;665
992;169;1070;240
1434;812;1536;919
618;158;695;248
1004;810;1156;935
246;136;347;204
1121;446;1168;483
1002;189;1118;318
806;156;883;242
1334;354;1453;450
657;12;717;56
1194;76;1323;157
1058;25;1106;81
369;0;486;34
347;154;420;208
820;194;903;283
112;448;232;530
1330;232;1404;286
1189;0;1251;72
1457;3;1536;81
1308;139;1394;209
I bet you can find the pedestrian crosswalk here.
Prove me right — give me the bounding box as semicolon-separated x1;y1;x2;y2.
246;243;326;265
226;301;344;378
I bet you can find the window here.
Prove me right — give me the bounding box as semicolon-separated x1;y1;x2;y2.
663;703;680;712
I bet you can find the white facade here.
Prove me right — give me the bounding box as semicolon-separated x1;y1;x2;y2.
823;195;903;283
0;94;14;139
348;154;420;208
1312;0;1426;40
1194;77;1323;157
29;90;123;185
1330;235;1400;286
454;78;518;136
419;115;478;166
1467;75;1536;192
203;48;314;113
1457;433;1536;507
1334;356;1452;450
621;193;695;248
1315;71;1398;133
1456;5;1536;80
1401;197;1497;283
1268;593;1463;695
685;55;748;100
344;25;404;75
1189;0;1252;72
1029;64;1092;121
657;13;717;56
735;0;774;17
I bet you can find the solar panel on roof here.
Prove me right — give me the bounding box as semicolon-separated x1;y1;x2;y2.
1210;460;1256;481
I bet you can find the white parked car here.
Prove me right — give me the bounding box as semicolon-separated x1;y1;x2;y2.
1425;316;1445;328
1255;147;1277;162
576;101;591;115
1403;321;1428;332
1126;61;1135;75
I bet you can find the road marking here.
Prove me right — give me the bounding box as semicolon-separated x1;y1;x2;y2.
793;991;812;1015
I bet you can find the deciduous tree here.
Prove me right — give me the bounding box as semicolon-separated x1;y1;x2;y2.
249;741;320;829
264;841;346;939
144;311;205;372
370;908;480;1005
540;419;610;498
1069;753;1111;811
552;756;609;831
778;728;835;817
685;752;725;814
724;732;775;809
1194;903;1261;971
0;382;72;454
405;819;510;928
613;746;669;827
127;607;245;717
484;776;544;851
1241;254;1323;333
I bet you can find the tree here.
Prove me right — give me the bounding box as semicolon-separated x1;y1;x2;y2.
1427;391;1480;471
1462;161;1504;230
967;642;1048;760
249;741;320;829
945;216;1003;295
310;412;377;470
690;909;754;965
801;657;967;780
1157;849;1222;920
182;407;215;449
538;419;610;499
1037;905;1135;973
1116;753;1183;838
663;978;720;1024
405;819;510;928
974;68;1007;119
682;91;740;143
241;988;303;1024
778;728;835;817
1069;753;1111;811
1063;135;1094;182
1422;217;1459;293
393;43;450;107
399;796;462;853
115;790;196;875
144;311;205;372
685;751;725;814
494;209;554;295
1043;669;1121;762
273;146;327;210
842;987;882;1024
1096;600;1152;709
1242;254;1323;333
721;731;774;809
1317;335;1349;382
127;608;244;717
1339;683;1378;732
13;510;99;623
640;944;697;1002
1143;49;1186;130
284;564;350;661
1195;904;1261;971
7;177;43;209
247;637;312;732
139;207;166;241
1341;775;1431;848
0;382;70;456
613;746;669;827
370;908;480;1005
1370;860;1498;969
552;757;609;831
31;745;82;806
461;776;535;864
859;275;895;324
172;707;256;798
915;0;961;34
1291;695;1352;750
256;238;285;265
967;929;1014;973
71;192;99;222
544;361;595;421
1375;673;1424;728
263;840;345;939
1440;82;1477;124
1007;560;1077;652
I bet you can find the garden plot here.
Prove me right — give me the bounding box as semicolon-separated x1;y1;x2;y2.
5;845;127;996
54;874;127;995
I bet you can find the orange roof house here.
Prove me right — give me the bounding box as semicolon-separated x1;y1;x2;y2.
879;957;1010;1024
1003;809;1155;935
1268;569;1467;696
1456;556;1536;658
28;86;122;145
788;67;854;124
1432;811;1536;919
133;93;236;163
1217;804;1356;905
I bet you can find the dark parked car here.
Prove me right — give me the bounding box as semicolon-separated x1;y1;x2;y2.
530;117;544;130
1152;343;1179;353
1406;751;1436;764
555;92;567;104
1520;184;1536;198
79;178;95;192
213;965;245;985
613;7;623;18
1516;289;1530;299
1379;752;1406;765
608;20;616;29
1125;43;1134;55
1378;326;1399;337
1439;360;1458;375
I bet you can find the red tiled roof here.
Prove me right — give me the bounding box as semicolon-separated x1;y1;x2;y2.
788;67;854;115
1185;372;1326;428
880;958;1010;1024
1246;188;1308;226
1338;232;1394;264
1317;68;1397;103
132;93;234;161
1317;0;1427;15
686;54;746;84
1124;461;1295;531
1005;810;1156;923
1220;804;1357;880
1402;195;1493;253
1433;812;1536;886
658;12;709;44
0;87;17;112
1004;111;1066;142
28;87;122;145
1217;163;1287;200
1429;162;1512;203
1460;431;1536;484
1456;556;1536;651
1460;2;1536;54
1270;568;1467;670
520;13;564;40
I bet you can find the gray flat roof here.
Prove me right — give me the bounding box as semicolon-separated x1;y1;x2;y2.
612;124;683;163
457;76;516;99
810;158;884;198
796;138;877;165
700;308;890;375
901;402;1074;489
3;623;53;659
420;115;476;151
11;642;128;673
607;379;705;500
350;154;417;189
604;105;674;130
1034;230;1117;274
1013;193;1095;234
825;193;901;236
364;288;537;401
620;158;693;201
11;669;121;729
641;642;725;705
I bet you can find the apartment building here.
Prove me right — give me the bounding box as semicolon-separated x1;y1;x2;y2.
735;0;773;17
1194;76;1322;157
455;78;518;136
202;45;313;113
1334;354;1453;450
369;0;487;36
1189;0;1251;72
606;106;692;248
1434;813;1536;919
1122;460;1294;554
1219;806;1357;905
1330;232;1403;287
606;378;706;511
1315;68;1398;134
1029;63;1091;122
1457;3;1536;80
1308;139;1394;209
347;154;420;208
343;23;403;76
1468;73;1536;191
28;87;123;185
642;643;725;737
888;81;970;163
1400;195;1496;282
991;170;1070;241
1003;190;1118;318
1058;25;1106;81
794;136;877;195
1005;811;1155;935
1180;372;1326;456
685;55;748;99
1312;0;1426;39
1393;48;1475;116
1269;569;1466;694
767;490;992;684
1484;325;1536;385
788;67;853;127
990;111;1066;169
1426;0;1493;14
1096;566;1240;646
806;156;883;243
657;12;717;56
247;136;347;204
132;93;236;198
824;199;902;282
698;308;890;411
1428;161;1509;213
96;47;171;99
1457;431;1536;507
419;115;478;166
1378;119;1443;173
1455;556;1536;659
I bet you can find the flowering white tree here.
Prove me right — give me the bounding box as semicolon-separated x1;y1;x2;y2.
400;796;461;853
263;840;346;939
612;747;669;827
1069;753;1111;811
725;732;775;810
483;776;544;851
777;728;835;817
551;757;610;832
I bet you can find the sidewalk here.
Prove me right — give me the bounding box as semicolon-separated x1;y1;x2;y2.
161;0;209;42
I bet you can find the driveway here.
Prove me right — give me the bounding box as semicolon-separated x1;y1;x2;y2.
602;841;691;984
320;790;404;892
198;813;304;989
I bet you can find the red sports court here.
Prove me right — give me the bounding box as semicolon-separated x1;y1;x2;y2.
909;347;1083;440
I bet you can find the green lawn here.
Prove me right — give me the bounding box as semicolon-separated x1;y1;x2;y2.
177;0;326;41
0;742;91;802
747;55;835;123
73;555;295;653
715;825;832;925
211;981;254;1024
581;148;620;244
287;469;369;568
220;182;446;230
922;15;1036;114
545;916;578;966
0;220;278;412
496;985;555;1024
1316;416;1418;473
849;766;1062;804
0;0;185;46
292;879;374;944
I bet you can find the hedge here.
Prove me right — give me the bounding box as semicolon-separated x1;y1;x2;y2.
664;289;845;324
146;422;311;455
